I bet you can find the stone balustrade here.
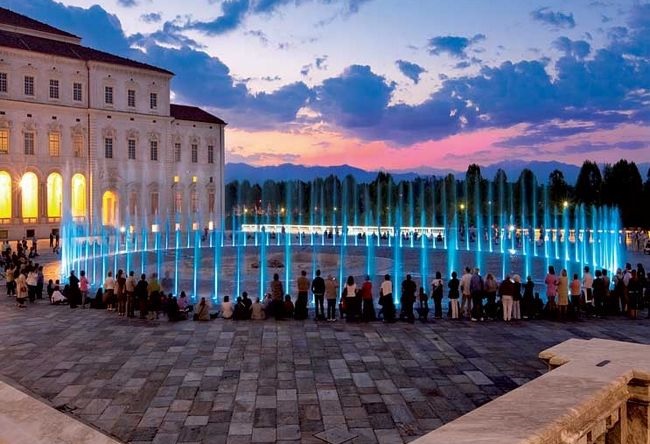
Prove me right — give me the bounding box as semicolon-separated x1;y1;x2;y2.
411;338;650;444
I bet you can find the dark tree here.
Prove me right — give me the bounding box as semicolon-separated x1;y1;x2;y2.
574;160;602;205
602;159;643;227
548;169;570;206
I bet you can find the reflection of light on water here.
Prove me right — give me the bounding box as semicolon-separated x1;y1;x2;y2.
508;248;517;255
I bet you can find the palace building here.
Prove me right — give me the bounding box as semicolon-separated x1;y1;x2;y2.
0;7;226;241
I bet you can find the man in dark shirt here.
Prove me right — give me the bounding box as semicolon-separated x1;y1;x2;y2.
311;269;326;321
400;274;416;323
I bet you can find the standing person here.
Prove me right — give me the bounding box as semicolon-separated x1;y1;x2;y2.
570;273;582;319
269;273;284;320
135;274;148;319
311;269;326;321
148;273;161;320
431;271;444;319
360;275;375;322
79;270;89;308
161;270;173;295
512;274;522;320
627;270;641;319
499;275;514;321
593;270;606;317
26;266;38;303
522;276;534;320
448;271;460;319
557;269;569;321
325;274;338;322
583;266;594;316
460;267;473;319
36;265;44;300
68;270;80;309
15;270;27;308
379;274;396;323
295;270;310;320
49;232;54;249
116;269;127;316
125;271;137;318
400;274;416;323
5;264;15;297
104;271;115;311
343;275;358;321
544;266;558;314
484;273;498;320
602;269;612;315
470;268;484;321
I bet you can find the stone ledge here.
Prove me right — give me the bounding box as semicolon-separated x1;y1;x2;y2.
0;376;121;444
411;338;650;444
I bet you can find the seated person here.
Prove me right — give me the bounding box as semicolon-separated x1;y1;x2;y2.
196;297;210;321
178;291;193;313
51;288;67;304
47;279;55;299
233;296;248;320
251;298;265;320
167;296;181;322
283;294;295;319
221;295;234;319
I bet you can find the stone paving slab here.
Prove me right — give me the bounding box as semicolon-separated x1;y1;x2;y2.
2;293;650;443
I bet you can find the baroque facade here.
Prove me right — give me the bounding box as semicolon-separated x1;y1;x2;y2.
0;7;226;240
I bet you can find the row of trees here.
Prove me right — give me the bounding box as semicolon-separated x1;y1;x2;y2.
225;159;650;228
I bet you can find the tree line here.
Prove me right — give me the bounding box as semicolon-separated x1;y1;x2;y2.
225;159;650;229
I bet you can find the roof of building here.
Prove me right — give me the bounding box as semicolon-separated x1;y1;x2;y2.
0;7;79;39
0;28;173;75
170;104;226;125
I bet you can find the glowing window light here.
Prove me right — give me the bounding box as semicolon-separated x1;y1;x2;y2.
102;190;118;226
20;172;38;219
0;171;11;219
71;174;87;218
46;172;62;218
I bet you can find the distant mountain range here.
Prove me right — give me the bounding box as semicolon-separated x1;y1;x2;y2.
225;160;650;185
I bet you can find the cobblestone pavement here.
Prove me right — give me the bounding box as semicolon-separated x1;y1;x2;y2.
2;295;650;444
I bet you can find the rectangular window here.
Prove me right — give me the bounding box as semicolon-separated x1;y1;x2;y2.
0;129;8;154
49;79;59;99
24;76;34;96
150;192;159;215
104;137;113;159
24;132;34;155
127;89;135;108
128;139;136;160
174;191;182;214
191;191;198;213
0;73;7;93
191;144;198;163
150;92;157;109
104;86;113;104
129;192;137;217
73;82;82;102
174;143;181;162
73;134;83;157
207;145;214;164
208;192;215;214
149;140;158;161
48;133;60;157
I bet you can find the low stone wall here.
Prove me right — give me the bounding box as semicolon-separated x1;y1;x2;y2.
0;377;121;444
411;338;650;443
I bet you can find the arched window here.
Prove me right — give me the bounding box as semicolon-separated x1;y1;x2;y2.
20;172;38;219
0;171;11;219
102;190;118;226
46;172;62;218
71;174;86;218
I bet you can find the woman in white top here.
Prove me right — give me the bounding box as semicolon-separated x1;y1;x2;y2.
251;298;265;320
343;275;358;320
379;274;396;322
103;271;116;311
16;271;27;308
221;295;234;319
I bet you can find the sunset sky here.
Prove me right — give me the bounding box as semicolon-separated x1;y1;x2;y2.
3;0;649;171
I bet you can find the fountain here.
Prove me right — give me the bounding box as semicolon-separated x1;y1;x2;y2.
59;172;626;309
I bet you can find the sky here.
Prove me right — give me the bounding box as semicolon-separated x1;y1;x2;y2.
2;0;649;172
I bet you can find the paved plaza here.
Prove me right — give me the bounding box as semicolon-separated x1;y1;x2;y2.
2;294;650;444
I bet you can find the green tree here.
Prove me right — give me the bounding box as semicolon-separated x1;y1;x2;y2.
548;169;570;206
602;159;643;227
574;160;602;205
